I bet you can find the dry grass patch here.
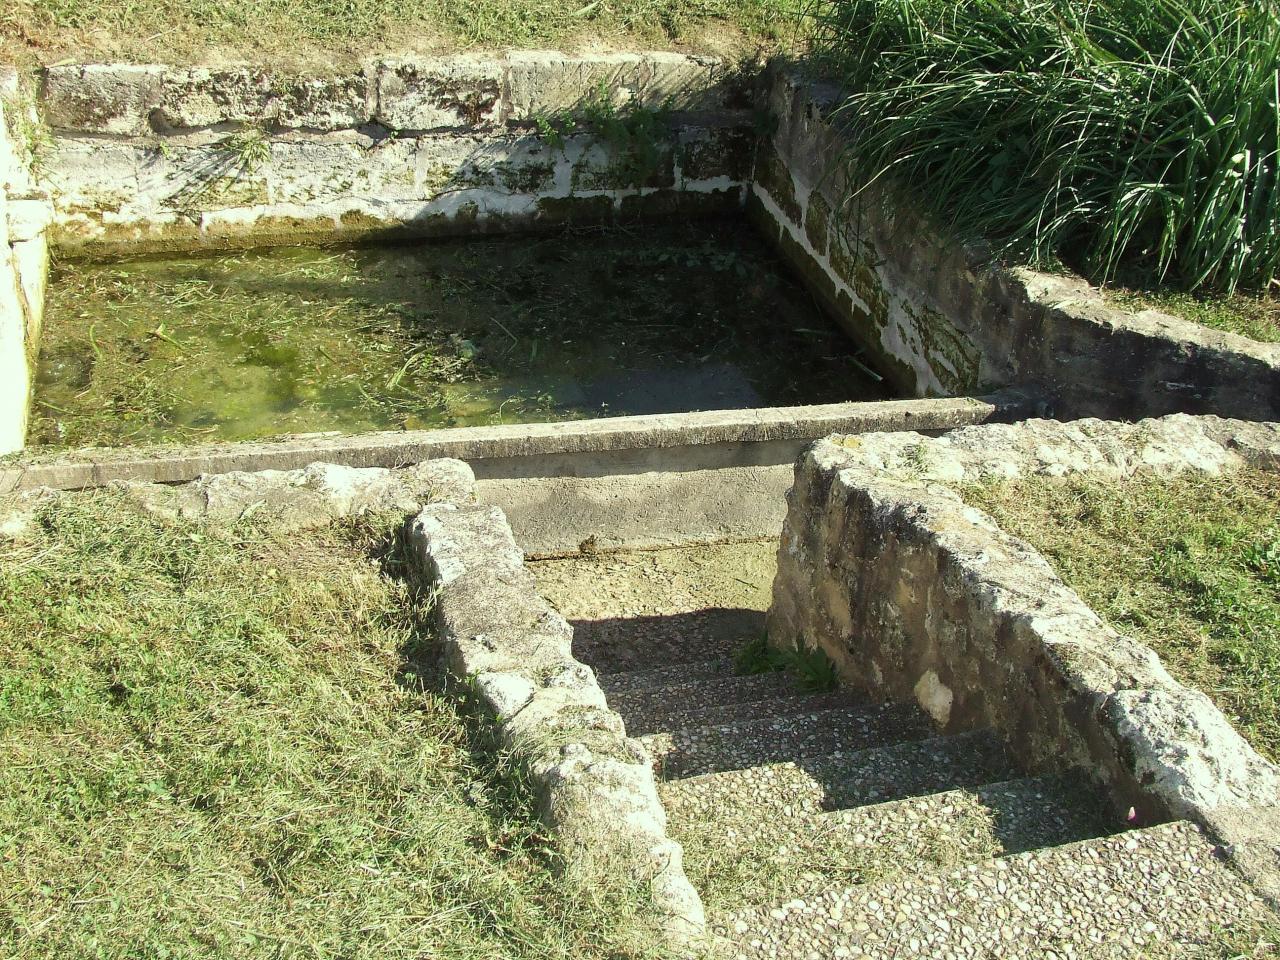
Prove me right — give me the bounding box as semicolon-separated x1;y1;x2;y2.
0;493;668;960
2;0;798;69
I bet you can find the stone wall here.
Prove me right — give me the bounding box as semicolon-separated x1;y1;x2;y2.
39;53;753;255
769;415;1280;900
0;69;53;453
406;499;706;942
753;66;1280;421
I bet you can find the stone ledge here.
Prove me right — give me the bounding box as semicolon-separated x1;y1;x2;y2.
41;52;749;135
769;414;1280;903
405;501;706;942
0;458;477;539
0;393;1029;493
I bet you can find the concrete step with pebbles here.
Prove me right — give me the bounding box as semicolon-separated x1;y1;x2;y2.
667;774;1116;911
609;671;801;736
657;730;1020;818
640;702;934;780
638;689;858;738
719;820;1266;960
597;657;733;696
571;607;763;675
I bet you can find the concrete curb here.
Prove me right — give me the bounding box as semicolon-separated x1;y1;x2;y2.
1;393;1029;493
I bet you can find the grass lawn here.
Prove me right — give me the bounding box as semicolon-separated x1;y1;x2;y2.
1;0;798;68
0;493;666;959
963;468;1280;764
1104;287;1280;344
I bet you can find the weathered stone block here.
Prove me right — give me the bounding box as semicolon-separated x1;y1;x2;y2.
752;141;801;225
618;186;742;221
44;137;141;212
415;135;513;197
507;51;646;119
154;68;371;130
6;198;52;242
569;139;674;191
12;236;47;353
268;136;420;205
43;64;163;135
0;199;31;455
375;57;503;131
535;194;615;226
430;134;557;194
828;218;889;327
679;126;753;183
804;190;830;256
908;302;981;395
642;52;730;110
123;459;475;531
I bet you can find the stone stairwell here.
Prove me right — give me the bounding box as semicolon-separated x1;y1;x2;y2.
530;542;1269;959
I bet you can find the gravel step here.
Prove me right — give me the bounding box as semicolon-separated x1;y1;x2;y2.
719;821;1265;960
641;690;860;738
568;609;757;675
658;730;1019;814
614;670;855;742
667;774;1115;911
571;607;764;675
598;658;733;696
640;702;934;779
611;670;795;720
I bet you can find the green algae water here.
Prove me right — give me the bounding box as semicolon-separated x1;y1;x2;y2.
32;219;892;447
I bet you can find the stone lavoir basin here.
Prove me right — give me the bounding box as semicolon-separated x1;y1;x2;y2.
3;47;1280;960
31;217;893;448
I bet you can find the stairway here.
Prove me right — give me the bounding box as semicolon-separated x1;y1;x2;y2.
530;542;1270;959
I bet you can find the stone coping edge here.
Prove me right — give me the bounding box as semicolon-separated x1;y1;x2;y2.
40;52;749;137
405;500;706;942
0;393;1030;494
769;414;1280;903
1;458;479;540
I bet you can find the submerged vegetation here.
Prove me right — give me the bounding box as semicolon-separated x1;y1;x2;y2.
963;469;1280;763
808;0;1280;293
0;495;668;959
32;221;889;447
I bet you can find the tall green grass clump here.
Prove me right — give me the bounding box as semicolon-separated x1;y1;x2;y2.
805;0;1280;293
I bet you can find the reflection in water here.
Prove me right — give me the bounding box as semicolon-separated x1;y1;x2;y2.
32;218;892;447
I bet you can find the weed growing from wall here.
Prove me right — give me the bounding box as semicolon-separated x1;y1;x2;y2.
535;84;674;189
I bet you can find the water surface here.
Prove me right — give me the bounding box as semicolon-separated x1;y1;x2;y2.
33;219;891;447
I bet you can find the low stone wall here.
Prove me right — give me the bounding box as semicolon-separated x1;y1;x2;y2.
753;65;1280;421
0;457;476;539
0;70;53;453
769;415;1280;900
39;53;752;255
406;500;706;940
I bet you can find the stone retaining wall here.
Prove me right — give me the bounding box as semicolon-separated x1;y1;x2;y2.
753;65;1280;421
0;70;52;453
39;53;753;255
406;500;706;941
769;415;1280;900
